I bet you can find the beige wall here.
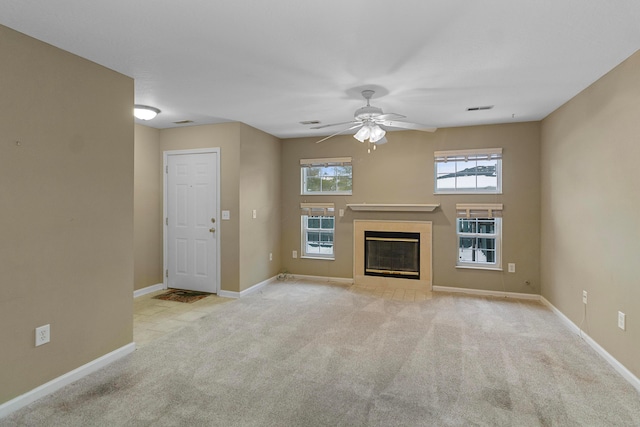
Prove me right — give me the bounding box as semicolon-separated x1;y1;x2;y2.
160;123;242;292
239;124;282;291
134;125;162;290
159;122;281;293
281;122;541;293
541;50;640;378
0;25;134;404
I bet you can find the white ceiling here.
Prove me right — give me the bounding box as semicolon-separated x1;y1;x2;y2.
1;1;640;139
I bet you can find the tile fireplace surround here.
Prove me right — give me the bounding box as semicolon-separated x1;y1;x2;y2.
353;220;432;290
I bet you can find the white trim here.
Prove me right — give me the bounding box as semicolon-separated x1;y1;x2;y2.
163;148;221;295
301;214;335;259
432;285;540;300
456;217;502;270
455;266;504;272
0;343;135;419
300;256;335;261
133;283;165;298
540;297;640;393
217;275;278;299
290;274;354;285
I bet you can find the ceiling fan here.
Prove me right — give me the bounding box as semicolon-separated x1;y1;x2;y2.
312;90;437;151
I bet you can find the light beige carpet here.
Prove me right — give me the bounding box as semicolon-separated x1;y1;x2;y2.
3;280;640;426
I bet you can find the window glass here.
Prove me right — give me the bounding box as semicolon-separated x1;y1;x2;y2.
302;164;352;195
456;218;501;268
435;150;501;194
302;215;335;258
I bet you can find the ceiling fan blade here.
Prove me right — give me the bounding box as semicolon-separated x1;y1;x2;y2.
315;124;363;144
380;120;437;132
311;120;358;130
376;113;406;121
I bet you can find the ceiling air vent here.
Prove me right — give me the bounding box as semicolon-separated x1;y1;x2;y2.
173;120;194;124
300;120;321;125
466;105;494;111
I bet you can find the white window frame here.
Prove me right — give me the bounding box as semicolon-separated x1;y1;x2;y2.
456;204;503;270
434;148;502;194
301;214;335;260
300;157;352;195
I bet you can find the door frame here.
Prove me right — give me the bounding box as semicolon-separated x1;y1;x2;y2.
163;148;221;293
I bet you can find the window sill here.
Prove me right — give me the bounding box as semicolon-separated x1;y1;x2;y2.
301;256;335;261
434;191;502;195
456;265;503;272
301;192;352;196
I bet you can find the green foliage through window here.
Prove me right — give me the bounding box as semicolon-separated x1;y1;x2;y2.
302;165;352;194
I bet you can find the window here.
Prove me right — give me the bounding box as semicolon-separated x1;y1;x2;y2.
302;216;335;259
435;148;502;194
301;157;352;195
456;204;503;269
300;203;335;259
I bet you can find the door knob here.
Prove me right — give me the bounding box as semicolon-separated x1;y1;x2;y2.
209;227;216;233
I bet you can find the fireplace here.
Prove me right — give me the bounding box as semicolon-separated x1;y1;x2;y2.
365;231;420;280
354;220;432;289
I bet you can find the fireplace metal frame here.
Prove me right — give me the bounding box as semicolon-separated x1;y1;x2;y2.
353;220;432;290
364;231;421;280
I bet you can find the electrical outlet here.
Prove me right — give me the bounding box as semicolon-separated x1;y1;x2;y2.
252;209;257;219
35;324;50;347
292;250;297;258
618;311;626;330
582;290;588;305
269;252;273;261
508;263;516;273
339;209;345;217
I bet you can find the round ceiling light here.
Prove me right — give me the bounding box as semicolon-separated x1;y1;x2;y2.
134;104;161;120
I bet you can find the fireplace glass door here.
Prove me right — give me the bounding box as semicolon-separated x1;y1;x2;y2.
364;231;420;280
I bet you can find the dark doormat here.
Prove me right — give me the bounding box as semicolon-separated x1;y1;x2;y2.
153;289;212;303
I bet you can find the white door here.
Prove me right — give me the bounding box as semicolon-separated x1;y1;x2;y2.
166;151;218;293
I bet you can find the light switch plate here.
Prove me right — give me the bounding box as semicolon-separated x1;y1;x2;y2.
508;263;515;273
222;210;230;220
618;311;626;330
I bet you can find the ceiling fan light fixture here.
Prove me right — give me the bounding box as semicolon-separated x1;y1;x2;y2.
134;104;161;120
369;125;386;143
354;125;371;142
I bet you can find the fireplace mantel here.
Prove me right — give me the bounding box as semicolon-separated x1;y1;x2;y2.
347;203;440;212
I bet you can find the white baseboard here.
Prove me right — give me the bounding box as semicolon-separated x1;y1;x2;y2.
540;297;640;393
290;274;354;285
432;285;541;300
133;283;165;298
218;275;278;299
0;342;136;419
